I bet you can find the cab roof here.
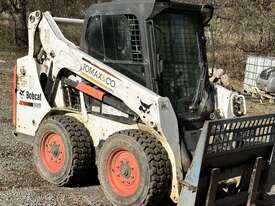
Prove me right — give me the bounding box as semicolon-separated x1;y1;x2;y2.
85;0;213;22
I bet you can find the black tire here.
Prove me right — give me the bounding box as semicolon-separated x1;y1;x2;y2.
98;129;172;206
33;115;94;186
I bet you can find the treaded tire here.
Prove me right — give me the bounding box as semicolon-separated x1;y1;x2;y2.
33;115;93;186
98;129;172;206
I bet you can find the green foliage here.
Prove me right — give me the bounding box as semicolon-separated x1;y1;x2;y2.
0;26;14;48
182;0;275;79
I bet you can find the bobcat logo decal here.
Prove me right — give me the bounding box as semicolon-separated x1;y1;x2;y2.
19;89;25;96
139;100;152;114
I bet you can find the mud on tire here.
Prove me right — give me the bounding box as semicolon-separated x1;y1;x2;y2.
33;115;94;186
98;129;172;206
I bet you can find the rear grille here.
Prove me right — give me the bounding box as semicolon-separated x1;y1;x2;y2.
206;114;275;155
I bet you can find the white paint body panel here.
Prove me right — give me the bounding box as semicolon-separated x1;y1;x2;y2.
16;57;51;136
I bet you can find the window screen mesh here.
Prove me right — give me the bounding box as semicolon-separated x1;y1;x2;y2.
85;14;145;85
155;13;201;114
127;15;143;62
86;15;142;62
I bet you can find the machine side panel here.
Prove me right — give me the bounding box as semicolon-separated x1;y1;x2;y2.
16;57;51;136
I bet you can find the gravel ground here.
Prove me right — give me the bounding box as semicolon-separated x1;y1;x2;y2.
1;58;275;206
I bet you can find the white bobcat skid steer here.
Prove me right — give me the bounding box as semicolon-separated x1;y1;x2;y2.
13;1;275;206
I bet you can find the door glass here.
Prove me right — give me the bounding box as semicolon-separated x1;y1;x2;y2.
86;15;146;85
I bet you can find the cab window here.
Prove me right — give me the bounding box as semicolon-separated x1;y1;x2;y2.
85;14;146;85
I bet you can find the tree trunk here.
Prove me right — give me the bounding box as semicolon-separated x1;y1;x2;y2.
15;0;28;47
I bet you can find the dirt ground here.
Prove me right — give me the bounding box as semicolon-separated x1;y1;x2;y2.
1;50;275;206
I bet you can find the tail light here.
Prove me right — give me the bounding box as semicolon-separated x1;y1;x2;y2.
12;65;17;126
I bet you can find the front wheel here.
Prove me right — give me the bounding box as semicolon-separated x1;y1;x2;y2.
98;130;172;206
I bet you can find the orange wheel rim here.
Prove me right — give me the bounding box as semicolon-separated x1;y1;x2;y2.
40;131;65;173
106;149;141;197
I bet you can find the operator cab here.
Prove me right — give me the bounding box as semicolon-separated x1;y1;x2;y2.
80;0;214;129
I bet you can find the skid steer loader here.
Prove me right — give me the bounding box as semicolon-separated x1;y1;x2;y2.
12;0;275;205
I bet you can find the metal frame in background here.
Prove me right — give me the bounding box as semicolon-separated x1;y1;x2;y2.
53;17;84;24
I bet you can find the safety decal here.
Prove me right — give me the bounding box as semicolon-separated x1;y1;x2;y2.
19;101;41;108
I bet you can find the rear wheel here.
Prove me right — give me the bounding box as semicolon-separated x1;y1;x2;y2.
33;115;93;186
98;130;172;206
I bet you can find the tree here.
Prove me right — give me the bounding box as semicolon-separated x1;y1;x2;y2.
0;0;102;48
0;0;28;47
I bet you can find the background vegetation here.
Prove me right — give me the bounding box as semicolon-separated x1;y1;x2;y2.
1;0;275;79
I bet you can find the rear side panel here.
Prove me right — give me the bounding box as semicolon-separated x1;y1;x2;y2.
16;57;51;136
